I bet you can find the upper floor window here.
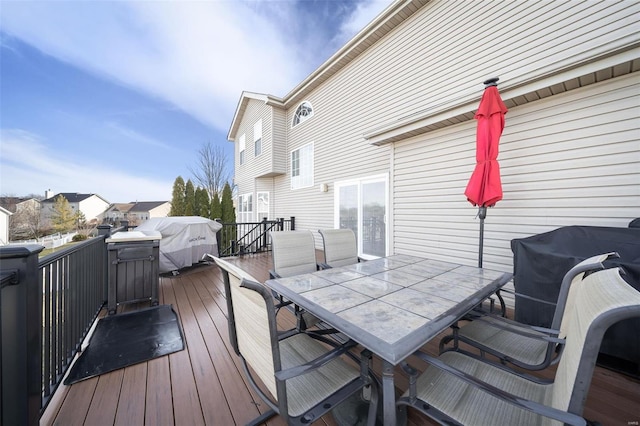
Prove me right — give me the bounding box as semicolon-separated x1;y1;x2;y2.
292;101;314;127
291;143;314;189
254;119;262;157
239;134;246;165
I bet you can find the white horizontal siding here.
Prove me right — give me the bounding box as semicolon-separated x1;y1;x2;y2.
272;107;287;175
393;73;640;273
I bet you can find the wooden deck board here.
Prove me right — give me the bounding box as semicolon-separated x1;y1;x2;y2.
115;362;148;426
144;357;174;426
43;253;640;426
84;370;123;426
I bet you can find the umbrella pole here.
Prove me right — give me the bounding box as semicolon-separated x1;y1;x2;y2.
478;206;487;268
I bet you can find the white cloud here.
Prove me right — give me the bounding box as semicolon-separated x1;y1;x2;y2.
105;121;173;150
0;1;303;132
1;1;393;134
335;1;394;47
0;0;394;201
0;129;172;202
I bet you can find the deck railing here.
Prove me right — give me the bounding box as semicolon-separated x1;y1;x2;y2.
0;225;118;425
0;218;293;425
217;217;295;257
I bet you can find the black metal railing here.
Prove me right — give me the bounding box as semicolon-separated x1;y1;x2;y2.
39;235;108;407
1;216;298;425
217;217;295;257
0;225;117;425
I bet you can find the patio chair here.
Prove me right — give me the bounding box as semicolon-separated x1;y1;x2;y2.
398;266;640;425
318;228;362;267
269;230;324;330
439;252;618;370
212;256;379;426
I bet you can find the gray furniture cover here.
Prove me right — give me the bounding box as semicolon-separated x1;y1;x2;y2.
510;225;640;377
136;216;222;273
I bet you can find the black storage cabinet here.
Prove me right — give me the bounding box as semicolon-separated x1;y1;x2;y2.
511;225;640;376
107;232;161;315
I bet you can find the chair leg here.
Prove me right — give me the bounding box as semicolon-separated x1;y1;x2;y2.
366;382;379;426
247;409;277;426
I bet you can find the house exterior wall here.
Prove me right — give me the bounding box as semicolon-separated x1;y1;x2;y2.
231;0;640;262
148;202;171;218
41;195;110;225
15;199;40;214
233;97;288;221
393;73;640;272
0;208;10;245
78;197;110;223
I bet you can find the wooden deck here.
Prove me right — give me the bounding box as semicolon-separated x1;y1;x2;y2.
42;253;640;425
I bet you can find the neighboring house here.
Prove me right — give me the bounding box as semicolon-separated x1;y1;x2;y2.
104;203;135;223
126;201;171;224
228;0;640;271
0;206;11;245
103;201;171;226
0;196;41;215
40;193;111;225
0;197;42;241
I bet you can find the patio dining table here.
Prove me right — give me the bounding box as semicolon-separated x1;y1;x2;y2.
265;254;513;425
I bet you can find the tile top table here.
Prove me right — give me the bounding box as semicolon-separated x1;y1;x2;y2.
265;254;513;425
266;254;512;365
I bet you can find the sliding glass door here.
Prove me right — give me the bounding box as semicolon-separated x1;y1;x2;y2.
335;174;387;258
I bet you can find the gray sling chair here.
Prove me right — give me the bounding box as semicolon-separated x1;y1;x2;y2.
397;266;640;425
268;230;326;331
439;252;619;371
213;256;379;426
318;228;362;267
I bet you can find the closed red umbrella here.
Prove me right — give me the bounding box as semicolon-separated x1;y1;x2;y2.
465;77;508;267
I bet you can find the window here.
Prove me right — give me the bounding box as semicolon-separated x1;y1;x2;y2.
291;143;314;189
254;120;262;157
292;101;313;127
238;193;253;223
257;192;269;219
239;134;246;165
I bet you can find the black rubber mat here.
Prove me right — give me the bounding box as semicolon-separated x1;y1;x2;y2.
64;304;184;385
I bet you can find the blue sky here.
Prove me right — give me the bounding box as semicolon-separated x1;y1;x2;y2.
0;0;392;203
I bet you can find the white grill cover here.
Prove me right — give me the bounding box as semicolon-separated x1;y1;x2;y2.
135;216;222;273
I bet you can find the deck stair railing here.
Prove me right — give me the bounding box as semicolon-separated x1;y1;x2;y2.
217;217;295;257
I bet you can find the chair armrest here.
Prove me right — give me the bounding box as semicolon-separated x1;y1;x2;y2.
498;288;558;307
473;314;562;337
472;316;564;343
275;339;358;381
406;351;587;426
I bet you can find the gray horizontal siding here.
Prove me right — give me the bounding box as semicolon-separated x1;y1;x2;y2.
235;0;639;253
393;73;640;272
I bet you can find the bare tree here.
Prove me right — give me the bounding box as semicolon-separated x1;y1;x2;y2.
188;141;231;199
9;201;43;240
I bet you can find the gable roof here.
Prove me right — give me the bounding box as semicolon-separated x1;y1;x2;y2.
227;92;284;141
128;201;170;212
227;0;425;142
107;203;135;213
42;193;110;204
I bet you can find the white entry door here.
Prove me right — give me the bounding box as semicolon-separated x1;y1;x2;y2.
335;174;388;258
